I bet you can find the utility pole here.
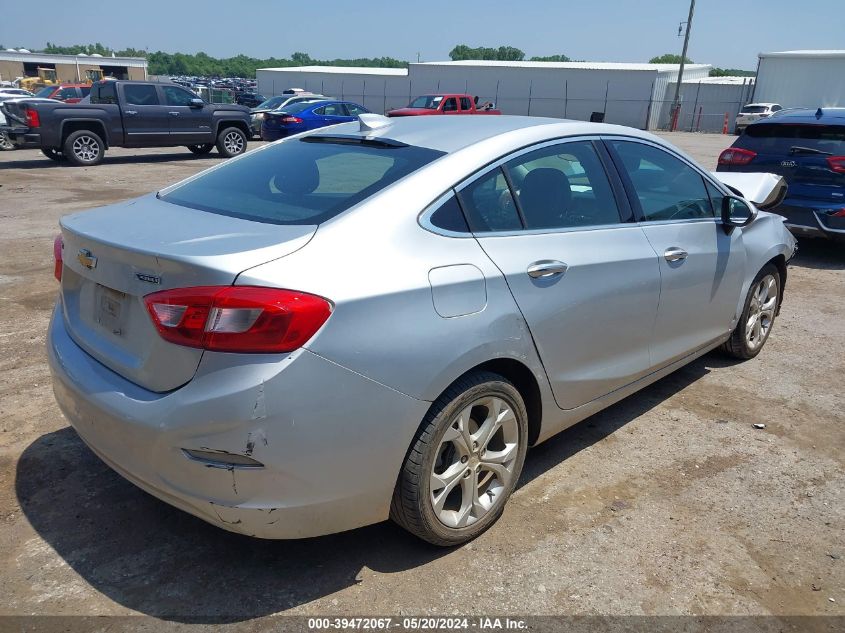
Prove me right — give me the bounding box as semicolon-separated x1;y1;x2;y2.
671;0;696;131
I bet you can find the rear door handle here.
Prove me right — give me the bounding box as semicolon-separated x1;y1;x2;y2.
168;111;180;116
664;247;688;262
124;110;138;115
527;260;568;279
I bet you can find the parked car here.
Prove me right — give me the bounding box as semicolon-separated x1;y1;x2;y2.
387;93;501;117
735;103;783;134
718;107;845;242
0;88;34;98
249;93;329;136
0;80;252;166
260;100;369;140
34;83;92;104
48;115;795;546
235;92;265;108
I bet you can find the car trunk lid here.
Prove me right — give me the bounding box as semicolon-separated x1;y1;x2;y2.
58;194;316;392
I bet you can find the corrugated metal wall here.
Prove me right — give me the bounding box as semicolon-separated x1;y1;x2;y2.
753;55;845;108
257;65;701;129
657;79;756;132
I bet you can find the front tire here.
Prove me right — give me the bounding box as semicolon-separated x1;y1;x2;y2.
391;371;528;546
63;130;104;166
721;263;781;359
216;127;247;158
187;143;214;155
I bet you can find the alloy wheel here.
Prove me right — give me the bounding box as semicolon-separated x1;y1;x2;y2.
72;135;100;162
745;274;777;351
430;396;520;528
223;131;244;154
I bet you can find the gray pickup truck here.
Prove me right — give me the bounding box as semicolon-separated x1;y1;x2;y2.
0;80;252;166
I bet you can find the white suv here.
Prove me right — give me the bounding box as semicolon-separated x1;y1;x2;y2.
735;103;783;134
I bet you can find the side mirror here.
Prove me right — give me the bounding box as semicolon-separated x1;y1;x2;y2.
189;98;204;108
721;195;757;232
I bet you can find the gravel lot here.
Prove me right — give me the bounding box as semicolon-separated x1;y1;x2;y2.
0;133;842;624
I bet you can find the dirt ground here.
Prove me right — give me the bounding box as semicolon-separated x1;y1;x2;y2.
0;133;842;625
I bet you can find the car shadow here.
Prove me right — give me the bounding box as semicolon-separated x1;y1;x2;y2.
789;237;845;271
16;351;722;622
0;152;225;170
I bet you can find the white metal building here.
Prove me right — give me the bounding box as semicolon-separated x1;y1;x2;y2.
660;76;756;133
256;60;712;130
752;50;845;109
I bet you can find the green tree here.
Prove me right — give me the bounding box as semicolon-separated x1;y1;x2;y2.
449;44;525;61
649;53;694;64
529;54;572;62
709;67;756;77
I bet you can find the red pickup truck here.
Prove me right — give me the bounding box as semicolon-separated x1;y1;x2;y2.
387;94;501;117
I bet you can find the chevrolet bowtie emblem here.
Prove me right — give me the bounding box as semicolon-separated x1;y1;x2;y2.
77;248;97;270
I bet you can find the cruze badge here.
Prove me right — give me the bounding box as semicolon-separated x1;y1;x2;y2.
77;249;97;270
780;160;797;168
135;272;162;284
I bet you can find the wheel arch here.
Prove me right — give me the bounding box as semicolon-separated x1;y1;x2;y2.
438;358;544;448
215;119;250;138
60;119;109;149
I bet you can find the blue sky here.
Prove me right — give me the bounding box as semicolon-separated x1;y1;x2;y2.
1;0;840;69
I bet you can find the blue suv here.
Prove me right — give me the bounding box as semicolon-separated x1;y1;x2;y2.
717;107;845;242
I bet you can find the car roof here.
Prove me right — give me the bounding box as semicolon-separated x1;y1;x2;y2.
749;107;845;125
308;115;659;154
744;103;780;107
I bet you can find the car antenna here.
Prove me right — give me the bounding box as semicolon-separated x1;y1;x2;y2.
359;113;392;132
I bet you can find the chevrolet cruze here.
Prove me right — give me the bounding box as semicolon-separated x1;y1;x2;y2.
48;115;796;545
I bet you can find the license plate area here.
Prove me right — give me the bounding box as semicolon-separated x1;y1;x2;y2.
94;284;127;336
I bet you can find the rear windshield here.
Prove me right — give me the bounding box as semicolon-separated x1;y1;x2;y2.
277;101;320;114
741;105;769;114
737;123;845;154
159;138;445;225
255;96;285;110
35;86;55;98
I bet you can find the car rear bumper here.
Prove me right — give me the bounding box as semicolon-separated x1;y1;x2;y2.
774;199;845;243
47;302;429;539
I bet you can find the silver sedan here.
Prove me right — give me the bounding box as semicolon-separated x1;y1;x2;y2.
48;115;796;545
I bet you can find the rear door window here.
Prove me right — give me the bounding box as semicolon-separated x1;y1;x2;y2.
91;82;117;104
504;141;622;229
124;84;159;106
460;97;472;111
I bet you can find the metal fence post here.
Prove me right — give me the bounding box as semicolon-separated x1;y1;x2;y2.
527;80;533;116
603;80;609;119
690;81;701;132
495;79;500;109
341;80;345;100
383;79;387;114
564;79;568;118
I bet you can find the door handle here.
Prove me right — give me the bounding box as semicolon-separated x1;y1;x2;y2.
124;110;138;115
168;111;180;116
664;247;688;262
527;260;569;279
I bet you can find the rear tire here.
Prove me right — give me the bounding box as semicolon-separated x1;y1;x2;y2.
721;263;781;359
41;148;64;161
187;143;214;155
63;130;104;166
390;371;528;546
215;127;247;158
0;132;14;151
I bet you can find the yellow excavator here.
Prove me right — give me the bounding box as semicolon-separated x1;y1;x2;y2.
19;67;59;92
84;68;104;84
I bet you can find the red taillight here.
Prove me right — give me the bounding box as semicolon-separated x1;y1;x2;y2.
281;116;302;124
718;147;757;166
830;208;845;218
144;286;332;353
25;108;40;128
826;156;845;174
53;234;63;281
